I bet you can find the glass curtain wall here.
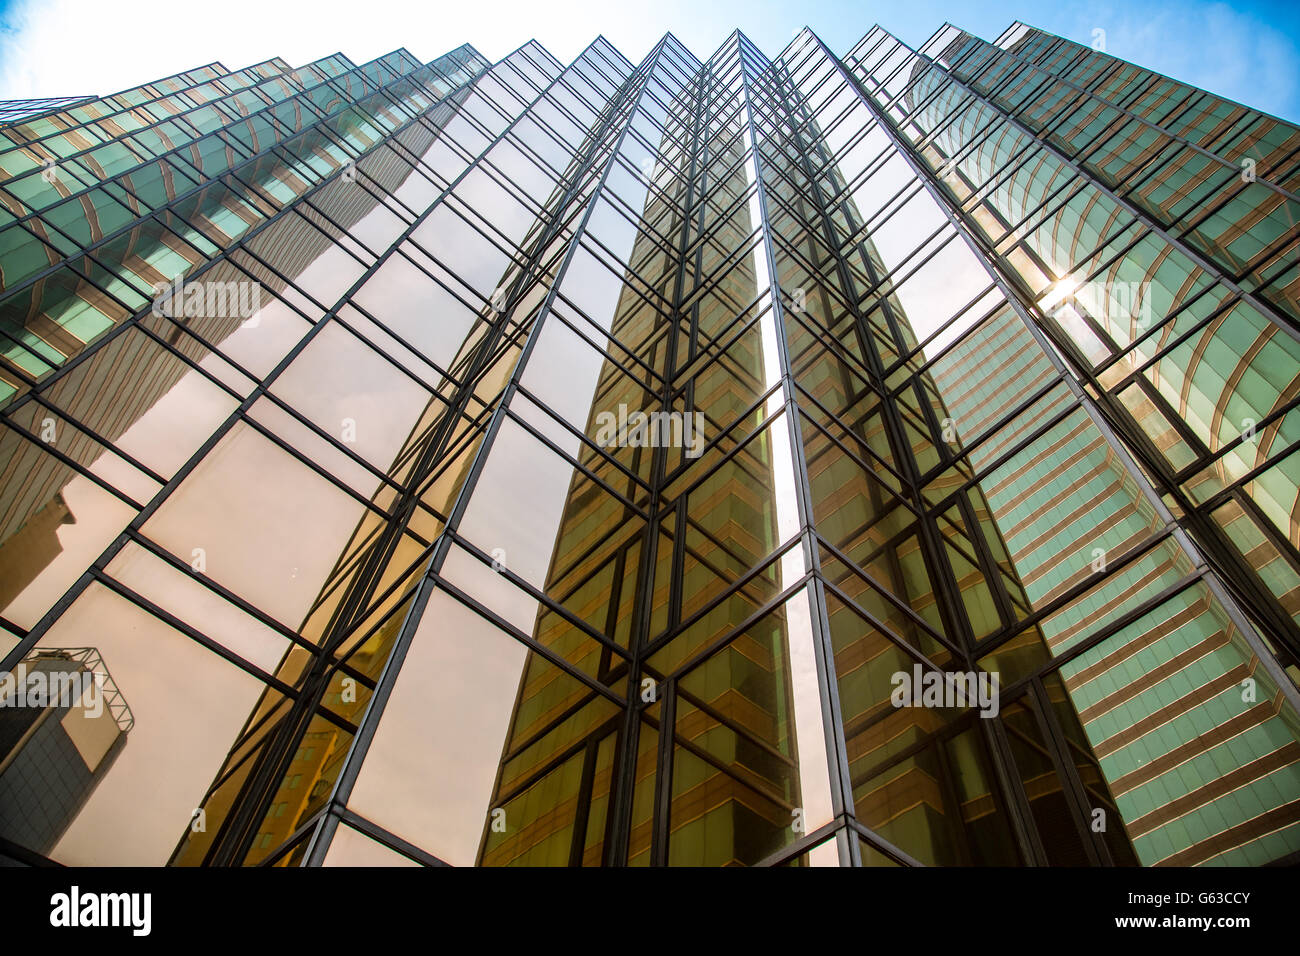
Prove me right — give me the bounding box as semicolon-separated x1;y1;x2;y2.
1;20;1297;868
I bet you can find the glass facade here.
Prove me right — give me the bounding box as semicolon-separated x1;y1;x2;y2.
0;20;1298;867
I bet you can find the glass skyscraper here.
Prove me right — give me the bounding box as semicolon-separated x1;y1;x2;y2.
0;19;1298;868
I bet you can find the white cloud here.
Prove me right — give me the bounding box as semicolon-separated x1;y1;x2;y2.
2;0;787;101
0;0;625;100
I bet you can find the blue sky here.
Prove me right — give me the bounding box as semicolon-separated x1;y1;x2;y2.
1;0;1298;122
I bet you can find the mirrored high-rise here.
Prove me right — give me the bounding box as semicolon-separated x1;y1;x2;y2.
0;20;1298;867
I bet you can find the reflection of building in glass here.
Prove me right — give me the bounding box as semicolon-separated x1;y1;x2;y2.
0;48;486;624
891;24;1300;865
0;21;1298;868
478;43;798;865
0;647;132;855
0;491;74;610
